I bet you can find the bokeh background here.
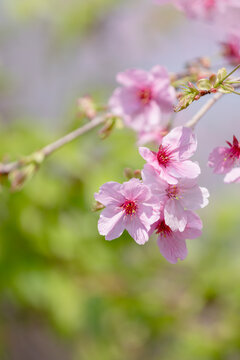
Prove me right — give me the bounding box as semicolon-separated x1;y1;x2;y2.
0;0;239;359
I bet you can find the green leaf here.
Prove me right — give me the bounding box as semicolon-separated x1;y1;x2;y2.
216;68;227;83
197;79;212;91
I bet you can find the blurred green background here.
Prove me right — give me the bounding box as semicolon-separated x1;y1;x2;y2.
0;1;240;359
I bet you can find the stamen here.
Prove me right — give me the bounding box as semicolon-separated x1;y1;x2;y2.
225;135;240;160
121;200;137;216
156;220;172;237
157;145;172;167
138;88;152;105
167;185;179;199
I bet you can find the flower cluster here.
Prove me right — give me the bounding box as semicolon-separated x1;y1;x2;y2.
109;66;176;145
208;135;240;183
95;126;209;264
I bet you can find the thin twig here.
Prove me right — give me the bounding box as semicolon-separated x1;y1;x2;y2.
185;92;223;129
0;115;105;175
42;116;105;156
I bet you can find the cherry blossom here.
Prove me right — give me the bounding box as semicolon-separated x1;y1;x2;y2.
142;163;209;231
95;178;159;244
109;66;175;132
222;32;240;66
139;126;200;184
150;210;202;264
208;135;240;174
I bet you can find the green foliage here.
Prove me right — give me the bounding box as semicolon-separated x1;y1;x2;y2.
3;0;122;39
0;122;239;359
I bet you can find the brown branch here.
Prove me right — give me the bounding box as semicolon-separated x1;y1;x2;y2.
185;92;223;129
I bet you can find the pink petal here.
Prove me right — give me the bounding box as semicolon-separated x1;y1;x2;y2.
180;184;209;210
109;87;141;116
151;65;170;79
95;182;124;206
159;167;179;185
124;111;146;131
224;167;240;183
121;178;151;202
177;211;202;239
164;199;187;232
141;163;166;188
139;147;158;165
116;69;150;87
98;206;125;240
163;126;197;160
125;217;149;245
169;160;200;179
155;86;176;113
143;101;162;130
157;234;188;264
208;146;234;174
137;127;165;146
138;203;160;229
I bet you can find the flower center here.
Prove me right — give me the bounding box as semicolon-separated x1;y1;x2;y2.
166;184;179;199
204;0;215;10
121;200;137;216
156;220;172;237
157;145;172;167
138;88;152;105
226;135;240;160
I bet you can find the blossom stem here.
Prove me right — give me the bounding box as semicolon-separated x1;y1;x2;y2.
230;90;240;95
0;115;105;175
185;92;223;129
221;64;240;83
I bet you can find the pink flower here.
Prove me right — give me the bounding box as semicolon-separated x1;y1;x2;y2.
142;164;209;232
157;0;234;20
150;210;202;264
222;32;240;66
208;135;240;174
139;126;200;184
95;178;159;244
224;167;240;183
109;66;176;132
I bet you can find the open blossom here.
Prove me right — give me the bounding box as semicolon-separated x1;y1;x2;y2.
139;126;200;184
222;32;240;66
208;135;240;174
142;164;209;231
156;0;238;20
109;66;175;132
224;167;240;183
150;210;202;264
94;178;159;244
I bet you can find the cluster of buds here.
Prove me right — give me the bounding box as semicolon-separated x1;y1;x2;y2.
175;67;240;112
170;57;212;89
6;152;45;191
